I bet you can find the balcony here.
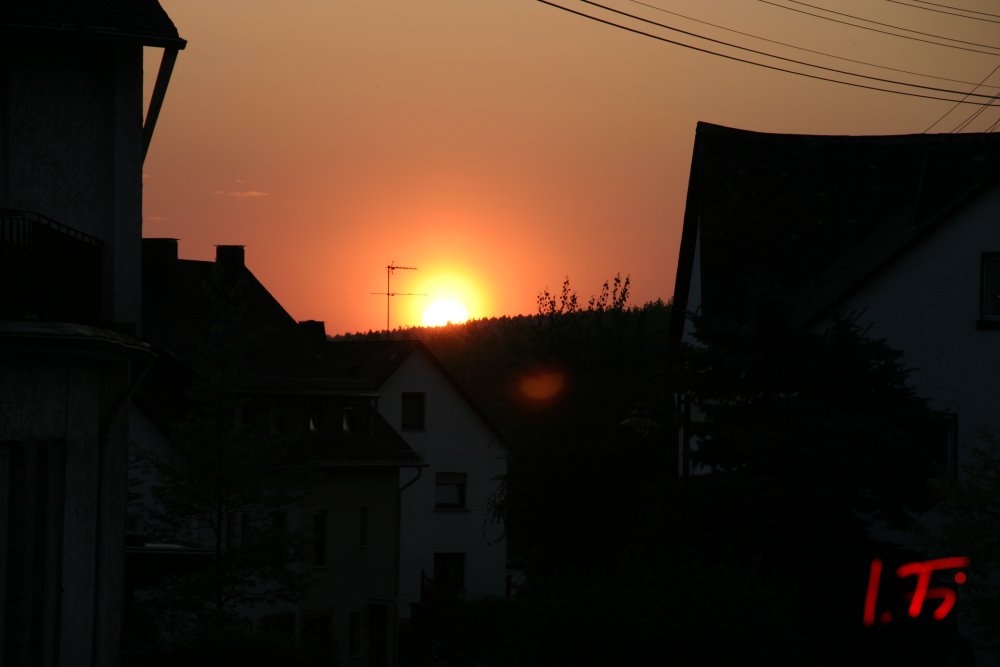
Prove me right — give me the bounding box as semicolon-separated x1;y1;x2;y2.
0;209;103;324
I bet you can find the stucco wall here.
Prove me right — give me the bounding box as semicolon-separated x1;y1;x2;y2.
378;350;508;607
839;184;1000;471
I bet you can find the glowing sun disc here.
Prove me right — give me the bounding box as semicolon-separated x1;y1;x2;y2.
422;299;469;327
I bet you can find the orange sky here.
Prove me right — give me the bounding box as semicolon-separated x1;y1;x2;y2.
142;0;1000;334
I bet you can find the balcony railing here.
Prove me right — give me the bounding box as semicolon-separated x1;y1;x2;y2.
0;209;103;324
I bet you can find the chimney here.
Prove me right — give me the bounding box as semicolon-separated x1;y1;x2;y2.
299;320;327;346
142;238;178;283
215;244;245;269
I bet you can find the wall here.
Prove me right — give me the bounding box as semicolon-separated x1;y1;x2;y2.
379;349;507;609
1;37;144;326
838;184;1000;471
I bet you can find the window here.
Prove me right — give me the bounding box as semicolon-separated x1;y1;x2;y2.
348;611;362;657
342;406;355;435
435;472;467;510
313;510;327;568
980;253;1000;326
401;392;425;430
359;505;369;548
433;552;466;597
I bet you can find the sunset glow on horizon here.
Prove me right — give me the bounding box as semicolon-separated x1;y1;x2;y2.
143;0;999;334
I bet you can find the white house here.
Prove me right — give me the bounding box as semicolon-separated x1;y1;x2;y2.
322;339;509;616
671;121;1000;479
670;121;1000;665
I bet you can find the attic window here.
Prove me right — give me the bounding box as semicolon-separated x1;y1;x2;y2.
401;392;426;431
978;253;1000;328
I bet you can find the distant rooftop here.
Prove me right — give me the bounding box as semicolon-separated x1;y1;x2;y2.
0;0;185;48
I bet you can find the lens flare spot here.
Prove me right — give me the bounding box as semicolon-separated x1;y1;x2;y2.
518;370;565;401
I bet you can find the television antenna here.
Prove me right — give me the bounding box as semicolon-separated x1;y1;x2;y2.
371;262;426;334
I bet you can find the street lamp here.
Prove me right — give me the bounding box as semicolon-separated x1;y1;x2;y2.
619;372;690;478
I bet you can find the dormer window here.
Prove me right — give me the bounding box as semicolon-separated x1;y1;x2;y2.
979;253;1000;328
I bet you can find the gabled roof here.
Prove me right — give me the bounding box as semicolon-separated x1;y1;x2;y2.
322;339;504;441
0;0;185;48
138;241;423;468
670;122;1000;339
142;246;361;389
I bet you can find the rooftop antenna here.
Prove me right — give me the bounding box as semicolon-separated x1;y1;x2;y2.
371;262;425;336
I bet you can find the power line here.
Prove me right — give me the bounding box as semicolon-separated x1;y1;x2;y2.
925;62;1000;131
625;0;999;90
536;0;1000;106
759;0;1000;55
571;0;1000;101
894;0;1000;21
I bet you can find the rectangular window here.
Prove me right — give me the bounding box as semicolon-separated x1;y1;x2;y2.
348;611;362;657
342;406;355;435
401;392;426;431
433;552;466;597
980;253;1000;325
359;505;369;548
435;472;467;510
313;510;327;568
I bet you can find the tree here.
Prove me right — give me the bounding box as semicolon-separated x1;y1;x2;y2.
135;272;311;641
663;300;961;662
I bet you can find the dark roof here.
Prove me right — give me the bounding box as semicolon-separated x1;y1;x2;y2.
323;339;504;441
142;253;360;388
670;122;1000;338
138;242;423;468
0;0;185;48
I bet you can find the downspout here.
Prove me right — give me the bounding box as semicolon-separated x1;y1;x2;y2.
392;464;423;666
395;466;424;598
142;47;181;162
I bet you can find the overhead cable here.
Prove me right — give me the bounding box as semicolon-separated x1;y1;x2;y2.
760;0;1000;55
575;0;1000;100
626;0;999;90
536;1;1000;106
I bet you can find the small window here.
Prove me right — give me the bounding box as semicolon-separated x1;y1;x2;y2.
979;253;1000;326
313;510;327;568
435;472;467;510
401;392;426;430
433;552;466;596
342;406;355;435
359;505;369;548
348;611;362;657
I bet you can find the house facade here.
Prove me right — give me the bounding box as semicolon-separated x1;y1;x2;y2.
0;3;183;665
670;121;1000;664
132;240;424;666
672;122;1000;479
322;340;508;617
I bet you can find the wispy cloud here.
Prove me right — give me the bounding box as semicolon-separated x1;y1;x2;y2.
213;190;270;198
146;215;170;221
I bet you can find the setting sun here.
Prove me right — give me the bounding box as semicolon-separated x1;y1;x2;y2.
422;299;469;327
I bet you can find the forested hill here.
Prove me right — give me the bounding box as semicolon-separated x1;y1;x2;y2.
333;299;674;447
